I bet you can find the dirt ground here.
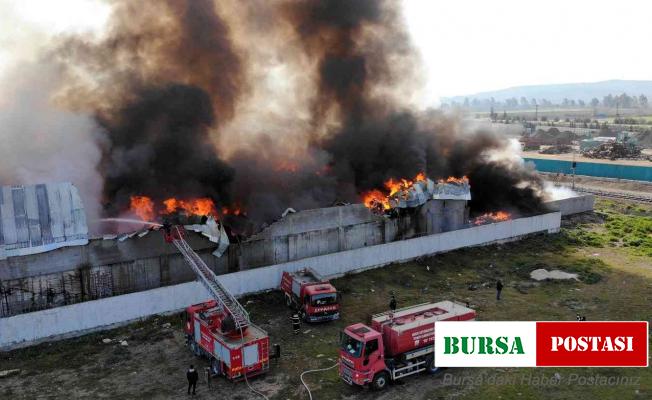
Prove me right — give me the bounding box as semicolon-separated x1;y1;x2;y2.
1;199;651;400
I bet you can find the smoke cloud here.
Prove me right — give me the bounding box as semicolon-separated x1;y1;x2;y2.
1;0;548;231
0;61;105;228
52;0;242;215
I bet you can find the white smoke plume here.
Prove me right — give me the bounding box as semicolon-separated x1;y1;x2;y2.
0;61;105;230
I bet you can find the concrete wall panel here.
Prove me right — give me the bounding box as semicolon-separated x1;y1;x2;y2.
546;194;594;216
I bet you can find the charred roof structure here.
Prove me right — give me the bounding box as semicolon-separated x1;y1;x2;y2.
0;178;594;319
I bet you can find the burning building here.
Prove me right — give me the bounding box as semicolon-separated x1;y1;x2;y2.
0;1;595;323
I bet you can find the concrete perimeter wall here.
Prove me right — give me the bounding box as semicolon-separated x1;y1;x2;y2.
0;212;560;350
545;194;594;216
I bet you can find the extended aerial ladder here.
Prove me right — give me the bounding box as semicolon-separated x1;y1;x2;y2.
165;225;250;331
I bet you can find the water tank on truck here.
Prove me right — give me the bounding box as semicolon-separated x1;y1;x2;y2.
338;301;475;390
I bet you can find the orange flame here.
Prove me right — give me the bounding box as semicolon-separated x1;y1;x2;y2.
222;206;242;216
438;176;469;185
383;172;427;197
275;160;299;173
362;189;391;211
162;197;217;217
361;172;427;212
129;196;221;221
473;211;511;225
130;196;155;221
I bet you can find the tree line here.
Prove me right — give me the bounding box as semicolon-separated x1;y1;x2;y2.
446;93;649;110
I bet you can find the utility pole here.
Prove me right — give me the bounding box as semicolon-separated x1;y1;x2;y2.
571;152;576;190
535;104;538;122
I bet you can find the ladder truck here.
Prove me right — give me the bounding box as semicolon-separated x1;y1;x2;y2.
164;225;270;380
338;301;475;390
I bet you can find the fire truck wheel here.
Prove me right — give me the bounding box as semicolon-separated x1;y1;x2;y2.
371;371;389;391
425;356;440;375
210;358;221;376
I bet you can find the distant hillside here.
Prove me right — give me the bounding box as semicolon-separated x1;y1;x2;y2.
445;80;652;104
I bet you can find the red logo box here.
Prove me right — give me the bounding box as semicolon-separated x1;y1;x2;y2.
536;321;649;367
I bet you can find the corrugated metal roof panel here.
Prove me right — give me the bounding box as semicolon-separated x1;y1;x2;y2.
0;182;88;260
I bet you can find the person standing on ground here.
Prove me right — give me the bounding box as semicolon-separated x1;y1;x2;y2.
496;280;504;300
389;291;397;311
291;313;301;335
187;364;198;395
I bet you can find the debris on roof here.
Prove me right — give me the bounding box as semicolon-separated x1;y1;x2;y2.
389;178;471;209
281;207;296;218
184;217;229;257
0;182;88;260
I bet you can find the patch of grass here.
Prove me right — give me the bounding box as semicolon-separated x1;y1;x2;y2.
560;200;652;257
564;258;607;284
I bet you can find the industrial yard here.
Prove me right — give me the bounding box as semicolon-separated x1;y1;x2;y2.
1;199;650;400
2;1;652;400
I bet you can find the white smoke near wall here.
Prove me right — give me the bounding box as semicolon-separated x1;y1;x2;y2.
543;181;577;200
0;61;105;230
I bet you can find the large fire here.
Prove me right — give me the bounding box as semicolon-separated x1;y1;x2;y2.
129;195;219;221
361;172;428;212
130;196;155;221
163;198;217;216
384;172;427;197
472;211;511;225
362;189;391;212
361;173;469;213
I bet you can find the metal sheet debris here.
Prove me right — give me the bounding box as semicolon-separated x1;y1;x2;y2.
389;178;471;209
0;182;88;260
185;217;229;257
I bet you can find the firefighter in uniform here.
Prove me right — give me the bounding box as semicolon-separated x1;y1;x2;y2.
186;364;198;395
291;313;301;334
389;291;397;311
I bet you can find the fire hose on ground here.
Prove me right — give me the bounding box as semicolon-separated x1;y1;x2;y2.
300;361;340;400
239;326;269;400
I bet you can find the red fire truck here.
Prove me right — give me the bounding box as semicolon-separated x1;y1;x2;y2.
183;300;269;379
280;268;340;323
338;301;475;390
164;225;270;380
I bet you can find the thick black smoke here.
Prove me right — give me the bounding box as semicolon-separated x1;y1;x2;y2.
54;0;242;214
42;0;547;226
283;0;546;215
98;84;233;214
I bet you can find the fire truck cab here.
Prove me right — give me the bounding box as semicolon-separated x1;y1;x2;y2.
280;269;340;323
339;301;475;390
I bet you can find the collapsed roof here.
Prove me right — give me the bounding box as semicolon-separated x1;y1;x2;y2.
0;182;88;260
102;216;230;258
388;178;471;209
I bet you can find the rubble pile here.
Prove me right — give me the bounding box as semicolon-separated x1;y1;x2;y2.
539;144;573;155
581;142;644;160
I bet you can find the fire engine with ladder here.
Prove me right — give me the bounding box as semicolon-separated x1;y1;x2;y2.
164;225;270;380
